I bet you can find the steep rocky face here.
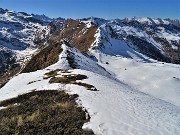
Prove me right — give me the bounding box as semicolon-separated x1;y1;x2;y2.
126;35;170;62
144;25;180;63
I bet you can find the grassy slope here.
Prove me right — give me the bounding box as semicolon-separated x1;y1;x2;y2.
0;90;94;135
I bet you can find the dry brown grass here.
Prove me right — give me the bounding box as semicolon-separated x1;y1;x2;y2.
50;19;98;53
60;19;98;52
0;90;94;135
17;115;23;126
74;82;97;91
27;109;40;122
44;69;61;78
56;101;73;109
49;74;87;84
47;71;97;91
44;69;72;79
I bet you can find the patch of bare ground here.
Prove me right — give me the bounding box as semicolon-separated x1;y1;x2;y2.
73;82;97;91
43;69;72;79
45;70;97;91
49;74;87;84
44;69;62;79
0;90;94;135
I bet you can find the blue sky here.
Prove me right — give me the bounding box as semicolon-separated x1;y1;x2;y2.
1;0;180;19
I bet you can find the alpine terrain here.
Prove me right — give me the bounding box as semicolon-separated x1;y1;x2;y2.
0;8;180;135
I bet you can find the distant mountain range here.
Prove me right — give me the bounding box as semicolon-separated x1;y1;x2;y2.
0;8;180;85
0;8;180;82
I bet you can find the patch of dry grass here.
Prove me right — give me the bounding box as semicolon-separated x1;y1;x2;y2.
0;90;94;135
44;69;72;79
44;69;61;79
27;80;41;85
74;82;97;91
48;72;97;91
49;74;87;84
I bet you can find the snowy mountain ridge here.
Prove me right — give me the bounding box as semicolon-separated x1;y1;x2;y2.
1;42;180;135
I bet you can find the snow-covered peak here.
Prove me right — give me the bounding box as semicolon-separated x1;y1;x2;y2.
135;17;152;24
81;17;109;26
31;14;52;23
123;17;171;25
0;8;49;50
48;42;111;78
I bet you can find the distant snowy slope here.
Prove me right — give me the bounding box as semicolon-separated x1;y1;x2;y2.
0;8;50;76
0;8;49;51
31;14;52;23
84;17;180;64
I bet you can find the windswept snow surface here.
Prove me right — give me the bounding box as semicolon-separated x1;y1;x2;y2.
92;51;180;107
1;44;180;135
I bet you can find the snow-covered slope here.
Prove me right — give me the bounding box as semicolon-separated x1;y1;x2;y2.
47;43;111;77
92;51;180;107
1;43;180;135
